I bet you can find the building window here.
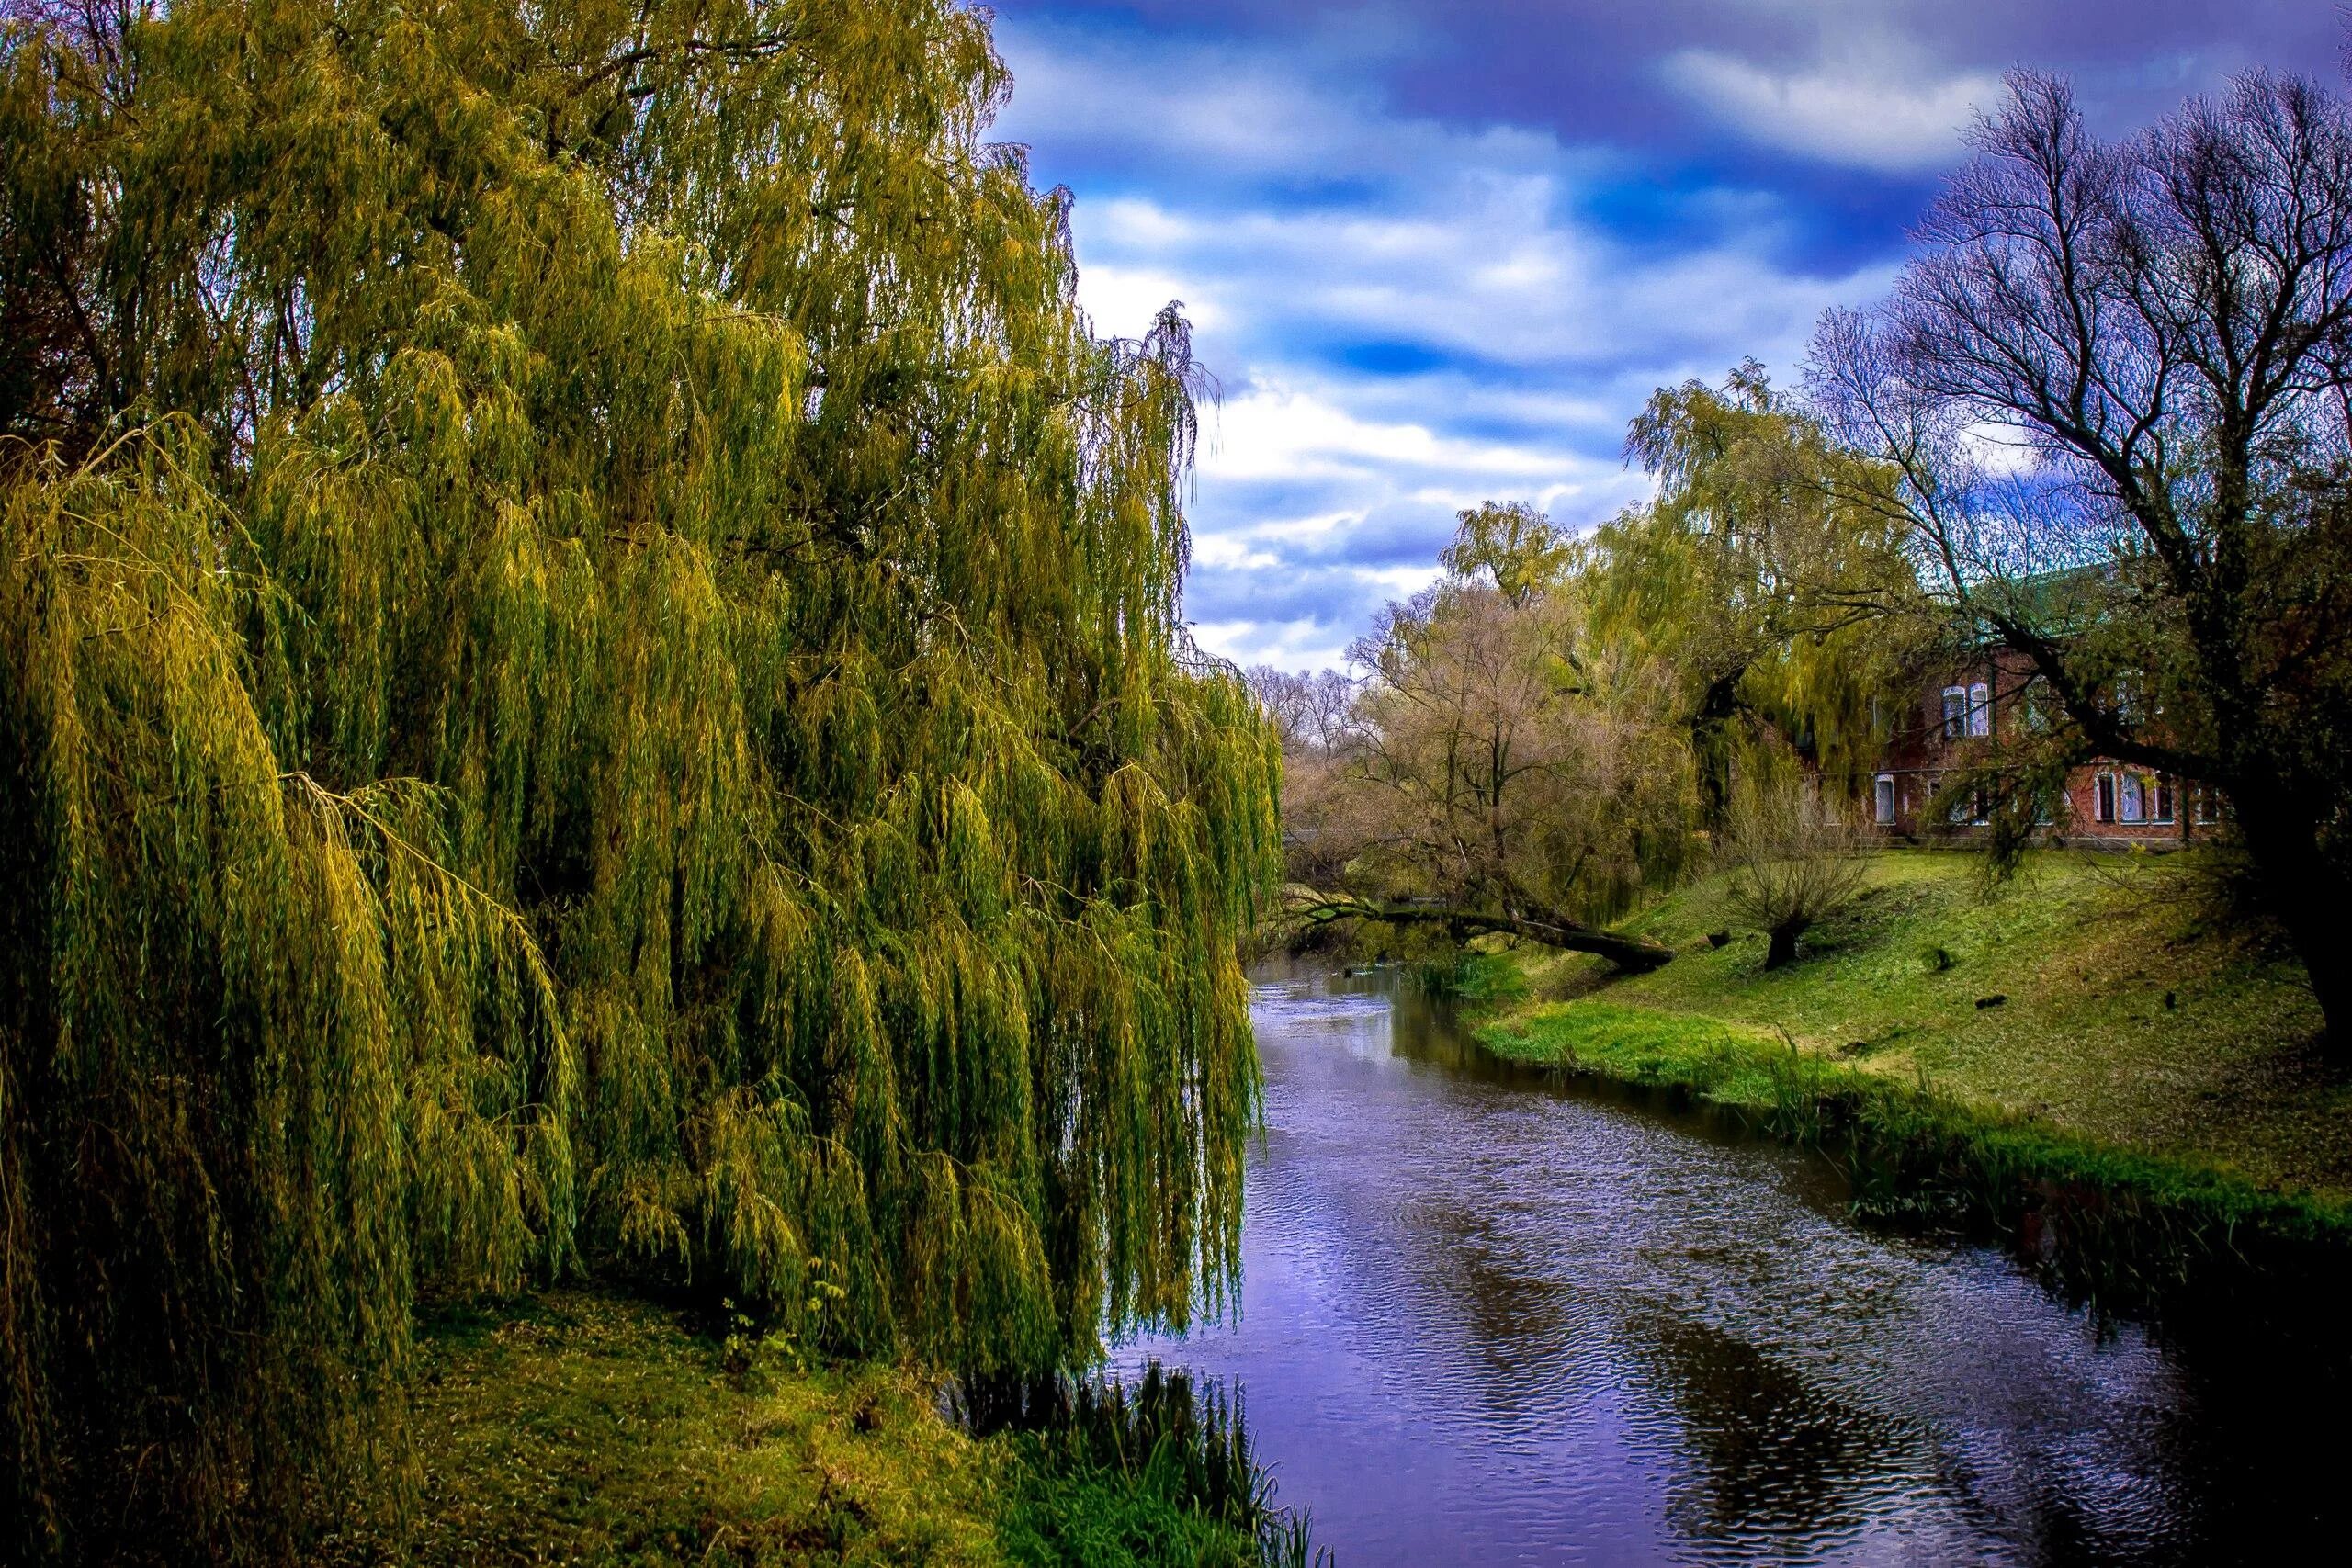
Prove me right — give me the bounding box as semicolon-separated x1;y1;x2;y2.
2195;786;2222;825
1942;686;1968;740
2095;772;2117;823
1968;682;1992;738
2119;773;2144;824
1874;774;1895;826
2151;777;2175;824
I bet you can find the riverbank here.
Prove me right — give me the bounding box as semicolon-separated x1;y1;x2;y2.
1476;851;2352;1291
314;1290;1302;1567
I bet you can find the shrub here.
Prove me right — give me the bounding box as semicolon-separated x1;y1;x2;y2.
1717;773;1870;968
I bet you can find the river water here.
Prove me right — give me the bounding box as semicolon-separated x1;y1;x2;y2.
1123;963;2346;1566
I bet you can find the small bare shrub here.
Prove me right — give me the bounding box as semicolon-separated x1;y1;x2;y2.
1718;775;1871;969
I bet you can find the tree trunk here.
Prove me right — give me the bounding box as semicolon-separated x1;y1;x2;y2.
1279;892;1676;973
1691;671;1747;831
1764;926;1798;970
2233;796;2349;1057
2265;862;2351;1058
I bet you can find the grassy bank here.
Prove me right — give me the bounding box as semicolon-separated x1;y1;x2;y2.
1476;850;2352;1296
317;1290;1305;1568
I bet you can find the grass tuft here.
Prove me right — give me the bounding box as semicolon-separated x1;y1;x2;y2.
994;1367;1321;1567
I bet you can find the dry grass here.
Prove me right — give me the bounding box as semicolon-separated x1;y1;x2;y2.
317;1291;1005;1567
310;1290;1299;1568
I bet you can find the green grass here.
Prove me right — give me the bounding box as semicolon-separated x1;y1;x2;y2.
1500;849;2351;1201
996;1461;1300;1568
314;1290;1295;1567
994;1369;1317;1568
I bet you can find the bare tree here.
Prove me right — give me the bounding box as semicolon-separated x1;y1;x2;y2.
1277;530;1694;970
1244;665;1354;755
1246;664;1361;886
1814;70;2352;1046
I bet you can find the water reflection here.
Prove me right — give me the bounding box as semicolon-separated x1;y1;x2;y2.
1640;1315;1917;1544
1122;962;2348;1565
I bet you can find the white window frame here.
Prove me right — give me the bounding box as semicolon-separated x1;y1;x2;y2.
2095;772;2117;824
2151;776;2175;825
1967;682;1992;738
2119;773;2144;824
1942;685;1968;740
1874;773;1896;826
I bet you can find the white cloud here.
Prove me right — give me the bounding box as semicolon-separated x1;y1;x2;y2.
1191;536;1284;572
1351;563;1445;596
1664;46;1999;173
1204;381;1571;484
1001;31;1368;178
1074;262;1223;339
1189;618;1356;674
1066;182;1893;384
991;15;1902;669
995;19;1568;192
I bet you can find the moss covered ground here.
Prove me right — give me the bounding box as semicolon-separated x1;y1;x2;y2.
316;1290;1292;1568
1489;849;2350;1203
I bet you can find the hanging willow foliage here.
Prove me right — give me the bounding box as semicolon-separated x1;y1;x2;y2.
0;0;1281;1555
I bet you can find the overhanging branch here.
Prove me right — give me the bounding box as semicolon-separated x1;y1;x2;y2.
1275;889;1675;973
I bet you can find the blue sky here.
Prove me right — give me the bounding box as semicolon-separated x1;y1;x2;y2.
983;1;2339;671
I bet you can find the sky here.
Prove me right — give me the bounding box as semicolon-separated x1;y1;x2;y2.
981;0;2341;671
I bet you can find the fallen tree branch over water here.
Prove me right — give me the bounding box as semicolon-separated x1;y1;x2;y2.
1277;888;1676;973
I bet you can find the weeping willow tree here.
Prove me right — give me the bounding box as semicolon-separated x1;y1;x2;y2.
0;0;1280;1555
1587;361;1924;821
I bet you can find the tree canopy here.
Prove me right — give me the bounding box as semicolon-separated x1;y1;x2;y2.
1589;362;1921;822
0;0;1279;1556
1815;68;2352;1046
1261;508;1691;968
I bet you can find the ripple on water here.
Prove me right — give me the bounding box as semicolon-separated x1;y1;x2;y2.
1120;962;2340;1566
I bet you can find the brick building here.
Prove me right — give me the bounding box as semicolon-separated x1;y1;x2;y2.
1864;650;2216;851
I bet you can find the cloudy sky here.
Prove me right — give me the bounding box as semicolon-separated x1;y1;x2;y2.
983;1;2338;671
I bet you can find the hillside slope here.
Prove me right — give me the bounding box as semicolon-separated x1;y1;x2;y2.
1504;851;2347;1200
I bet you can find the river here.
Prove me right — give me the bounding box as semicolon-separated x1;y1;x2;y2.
1123;962;2346;1565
